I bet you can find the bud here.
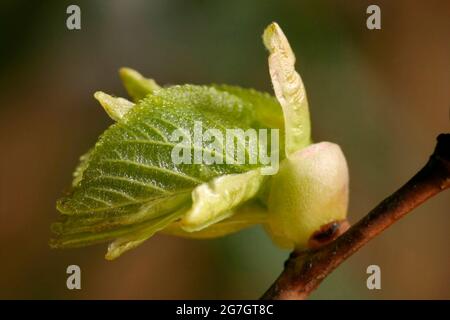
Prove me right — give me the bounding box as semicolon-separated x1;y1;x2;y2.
265;142;349;249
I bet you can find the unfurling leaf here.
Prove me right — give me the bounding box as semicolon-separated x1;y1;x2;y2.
53;22;349;260
263;22;311;156
52;84;280;259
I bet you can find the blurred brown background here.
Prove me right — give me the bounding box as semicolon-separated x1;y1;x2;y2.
0;0;449;299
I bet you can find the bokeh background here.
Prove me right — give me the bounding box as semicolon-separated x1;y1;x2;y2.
0;0;449;299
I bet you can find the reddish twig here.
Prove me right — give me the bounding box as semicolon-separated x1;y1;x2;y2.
261;134;450;300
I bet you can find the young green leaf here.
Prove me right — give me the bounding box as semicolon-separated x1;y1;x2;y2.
53;85;277;258
263;22;311;156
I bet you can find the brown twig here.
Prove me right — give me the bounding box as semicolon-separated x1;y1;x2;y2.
261;133;450;300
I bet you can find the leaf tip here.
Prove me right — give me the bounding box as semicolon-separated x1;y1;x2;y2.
118;67;160;101
262;22;294;58
94;91;134;121
118;67;141;81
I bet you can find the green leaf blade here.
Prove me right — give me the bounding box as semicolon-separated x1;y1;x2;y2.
53;84;277;258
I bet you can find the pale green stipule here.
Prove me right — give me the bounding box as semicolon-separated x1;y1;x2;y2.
263;23;349;249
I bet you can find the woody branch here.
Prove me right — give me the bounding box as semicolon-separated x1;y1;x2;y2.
262;133;450;300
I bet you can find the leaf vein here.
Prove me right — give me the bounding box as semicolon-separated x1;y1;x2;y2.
101;158;204;184
91;174;168;193
91;187;138;201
